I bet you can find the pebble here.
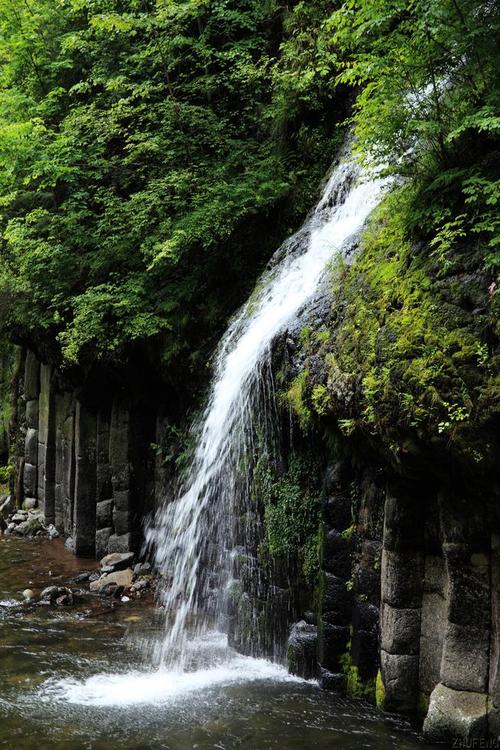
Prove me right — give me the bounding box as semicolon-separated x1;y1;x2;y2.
22;589;35;601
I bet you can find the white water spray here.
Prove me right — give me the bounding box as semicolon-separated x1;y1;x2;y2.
144;151;390;671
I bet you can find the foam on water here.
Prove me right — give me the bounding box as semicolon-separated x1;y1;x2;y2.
44;650;304;707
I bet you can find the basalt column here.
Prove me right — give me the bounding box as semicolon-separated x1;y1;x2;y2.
380;487;424;715
73;401;97;556
23;351;40;501
37;364;56;524
54;392;75;534
423;494;491;741
95;405;113;559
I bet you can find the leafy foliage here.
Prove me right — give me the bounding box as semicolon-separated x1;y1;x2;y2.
0;0;341;375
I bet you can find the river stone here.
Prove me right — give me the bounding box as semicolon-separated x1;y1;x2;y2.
47;524;59;539
100;552;135;571
22;589;35;601
133;562;151;577
40;586;60;602
16;516;44;536
423;683;488;742
90;568;133;592
12;512;28;523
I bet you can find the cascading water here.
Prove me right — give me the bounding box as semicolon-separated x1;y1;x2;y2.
144;150;391;673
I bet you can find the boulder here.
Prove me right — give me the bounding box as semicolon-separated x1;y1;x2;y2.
100;552;135;572
22;497;38;511
318;667;347;692
40;586;74;604
287;620;318;679
89;567;133;593
423;683;488;742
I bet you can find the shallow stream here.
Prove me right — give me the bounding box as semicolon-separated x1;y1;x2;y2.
0;537;440;750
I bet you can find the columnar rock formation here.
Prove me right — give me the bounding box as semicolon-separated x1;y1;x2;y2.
19;351;158;557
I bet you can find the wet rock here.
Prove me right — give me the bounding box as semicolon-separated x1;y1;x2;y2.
22;589;35;601
40;585;60;602
89;567;133;593
15;516;45;536
88;572;100;583
47;524;59;539
133;562;151;577
287;620;318;679
380;651;419;713
318;667;347;692
100;551;135;572
40;586;75;605
423;683;488;742
12;512;28;523
130;577;150;592
112;585;125;599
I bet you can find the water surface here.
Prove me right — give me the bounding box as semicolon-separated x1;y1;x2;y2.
0;537;439;750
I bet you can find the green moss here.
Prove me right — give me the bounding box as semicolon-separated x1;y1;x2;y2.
375;670;385;709
255;454;322;585
285;370;312;429
311;384;331;416
287;185;499;469
340;649;375;701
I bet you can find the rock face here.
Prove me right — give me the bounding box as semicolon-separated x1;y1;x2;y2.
17;350;157;558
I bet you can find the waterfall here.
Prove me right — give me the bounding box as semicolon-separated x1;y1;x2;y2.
144;150;390;672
